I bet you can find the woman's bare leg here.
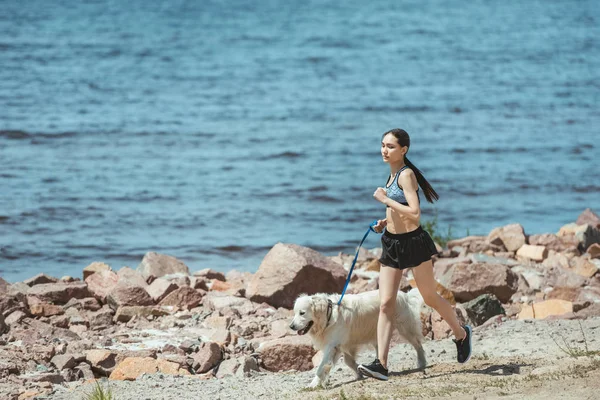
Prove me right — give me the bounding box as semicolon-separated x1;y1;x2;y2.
377;265;404;368
411;259;466;339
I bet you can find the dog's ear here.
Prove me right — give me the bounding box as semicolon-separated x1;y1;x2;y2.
309;295;329;334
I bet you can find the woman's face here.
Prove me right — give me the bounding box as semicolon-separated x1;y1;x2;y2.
381;133;407;164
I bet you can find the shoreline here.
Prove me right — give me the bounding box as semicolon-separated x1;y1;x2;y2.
0;208;599;399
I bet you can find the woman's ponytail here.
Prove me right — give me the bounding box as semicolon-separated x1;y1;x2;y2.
404;156;439;203
383;128;439;203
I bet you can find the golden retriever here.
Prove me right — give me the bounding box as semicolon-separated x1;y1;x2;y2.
290;289;426;388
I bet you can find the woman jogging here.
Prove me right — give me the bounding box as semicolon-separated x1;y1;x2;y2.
358;128;472;381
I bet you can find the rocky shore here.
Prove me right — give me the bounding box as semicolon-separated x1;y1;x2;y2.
1;208;600;399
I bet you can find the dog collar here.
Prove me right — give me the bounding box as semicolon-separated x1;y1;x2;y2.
326;299;333;327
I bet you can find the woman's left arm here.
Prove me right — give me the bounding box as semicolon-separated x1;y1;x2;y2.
374;170;421;222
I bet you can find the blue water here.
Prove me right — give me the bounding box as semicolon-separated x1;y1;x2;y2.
1;0;599;283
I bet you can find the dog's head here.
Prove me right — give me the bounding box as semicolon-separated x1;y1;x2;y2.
289;294;330;336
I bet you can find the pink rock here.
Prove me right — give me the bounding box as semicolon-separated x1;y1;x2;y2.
192;342;222;373
158;287;203;310
82;262;111;281
26;282;90;305
86;349;118;375
438;262;518;303
30;303;64;317
487;224;526;252
0;277;9;295
146;278;178;302
258;335;316;372
85;270;119;302
137;252;190;279
518;299;573;320
24;273;59;286
203;292;255;314
516;244;548;261
246;243;347;309
433;257;472;280
576;208;600;229
430;305;470;340
117;267;148;287
106;282;154;311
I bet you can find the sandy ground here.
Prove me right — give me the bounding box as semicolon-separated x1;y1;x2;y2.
48;317;600;400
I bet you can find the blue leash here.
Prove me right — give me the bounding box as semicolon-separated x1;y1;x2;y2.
337;220;381;305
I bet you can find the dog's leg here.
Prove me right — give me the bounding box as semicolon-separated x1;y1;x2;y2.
342;352;360;380
406;337;427;369
309;345;339;388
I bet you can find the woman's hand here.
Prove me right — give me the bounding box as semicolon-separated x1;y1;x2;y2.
373;219;387;233
373;187;389;205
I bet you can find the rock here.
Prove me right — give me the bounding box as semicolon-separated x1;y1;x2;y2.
546;287;580;302
110;357;157;380
209;329;232;345
246;243;347;309
64;297;102;312
518;299;573;320
192;342;222;373
74;362;95;380
210;280;232;292
588;243;600;259
29;303;64;317
117;267;149;287
5;310;27;325
568;256;599;278
0;277;9;295
516;244;548;261
542;251;571;270
433;257;472;279
158;287;203;310
0;314;7;334
258;335;316;372
558;223;600;252
23;273;58;287
193;268;226;281
24;373;64;385
146;278;179;302
576;208;600;229
237;355;260;377
463;294;505;326
430;305;470;339
574;303;600;319
408;279;455;305
438;262;518;303
137;252;190;279
203;292;255;314
82;262;112;280
469;253;518;266
216;358;240;378
26;282;90;305
512;266;544;291
529;233;578;253
106;282;154;311
204;314;232;331
487;224;526;252
85;270;119;302
50;354;76;370
86;349;118;375
113;306;171;323
88;306;115;329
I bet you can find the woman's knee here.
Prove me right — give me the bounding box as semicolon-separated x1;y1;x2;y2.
379;296;397;314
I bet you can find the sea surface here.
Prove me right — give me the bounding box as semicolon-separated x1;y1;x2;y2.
1;0;599;283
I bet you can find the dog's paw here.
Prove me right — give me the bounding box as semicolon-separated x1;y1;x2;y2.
307;377;324;389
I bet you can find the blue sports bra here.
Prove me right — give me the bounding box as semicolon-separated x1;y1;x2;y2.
385;166;419;207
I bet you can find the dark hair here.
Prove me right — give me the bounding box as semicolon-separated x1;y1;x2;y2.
382;128;439;203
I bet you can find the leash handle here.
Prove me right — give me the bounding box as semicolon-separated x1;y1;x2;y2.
337;220;381;305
